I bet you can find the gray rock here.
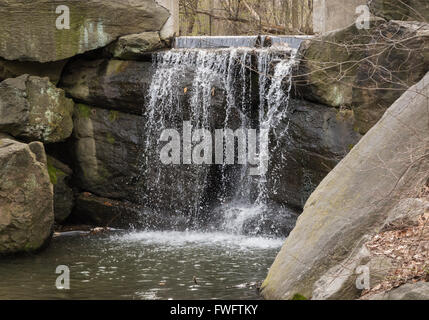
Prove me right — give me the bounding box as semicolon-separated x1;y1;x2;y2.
295;20;429;134
0;75;74;143
369;282;429;300
47;156;74;224
61;59;154;115
383;198;429;230
261;72;429;300
268;99;362;209
108;32;165;60
0;0;170;62
0;135;54;255
72;104;144;202
0;59;68;85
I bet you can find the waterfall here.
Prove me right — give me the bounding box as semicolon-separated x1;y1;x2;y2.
140;48;255;224
141;43;299;236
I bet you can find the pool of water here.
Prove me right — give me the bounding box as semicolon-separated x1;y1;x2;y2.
0;230;283;300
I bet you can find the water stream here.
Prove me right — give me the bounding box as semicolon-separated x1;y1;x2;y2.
0;231;281;299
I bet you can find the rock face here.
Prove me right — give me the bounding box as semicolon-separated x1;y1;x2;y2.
369;0;429;22
0;75;74;143
47;156;74;223
261;72;429;300
73;192;143;229
73;192;188;230
72;104;144;203
0;0;170;63
369;282;429;300
107;32;165;60
296;20;429;133
0;135;54;255
61;59;153;115
268;99;361;209
0;59;68;85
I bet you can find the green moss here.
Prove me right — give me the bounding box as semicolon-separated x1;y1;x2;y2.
291;293;308;300
106;132;115;144
108;110;119;122
47;162;66;185
47;163;58;185
97;164;112;181
76;103;92;119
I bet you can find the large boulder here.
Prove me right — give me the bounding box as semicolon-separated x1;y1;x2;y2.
267;99;362;209
0;135;54;255
369;0;429;22
60;59;154;115
295;20;429;133
0;75;74;143
0;0;170;63
261;72;429;300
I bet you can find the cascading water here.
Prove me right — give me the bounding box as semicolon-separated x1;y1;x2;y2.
218;49;298;236
140;40;301;236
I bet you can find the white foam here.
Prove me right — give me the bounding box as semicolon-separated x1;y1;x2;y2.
112;230;283;250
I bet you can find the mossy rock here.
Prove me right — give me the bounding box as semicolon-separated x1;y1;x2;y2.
0;74;74;143
0;0;170;62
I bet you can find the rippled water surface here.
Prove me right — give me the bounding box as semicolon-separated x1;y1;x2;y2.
0;231;283;300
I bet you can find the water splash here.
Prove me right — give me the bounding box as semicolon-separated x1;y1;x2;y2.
256;49;297;204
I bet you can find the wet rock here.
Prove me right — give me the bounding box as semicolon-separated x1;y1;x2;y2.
0;135;54;255
0;0;169;62
73;192;189;230
369;0;429;22
61;59;154;115
0;75;74;143
73;192;142;229
295;20;429;133
267;99;362;209
261;72;429;300
72;104;144;202
107;32;165;60
47;156;74;224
